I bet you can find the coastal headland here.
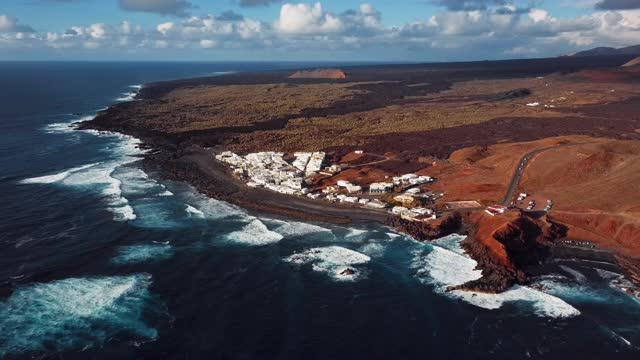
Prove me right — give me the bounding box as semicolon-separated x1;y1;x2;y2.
80;55;640;294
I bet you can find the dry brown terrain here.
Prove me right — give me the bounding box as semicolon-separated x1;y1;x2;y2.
83;55;640;289
289;68;347;79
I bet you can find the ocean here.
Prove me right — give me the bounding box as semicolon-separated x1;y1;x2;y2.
1;61;639;359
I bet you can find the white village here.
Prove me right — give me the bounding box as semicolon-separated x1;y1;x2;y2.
215;150;438;222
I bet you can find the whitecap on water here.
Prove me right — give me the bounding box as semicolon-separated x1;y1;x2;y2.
358;242;386;258
344;228;369;240
116;92;137;102
112;244;174;265
559;265;588;283
412;236;581;318
20;133;149;222
42;115;94;134
185;205;205;218
19;163;100;184
158;190;174;197
0;274;158;356
225;218;284;245
284;246;371;281
264;218;334;239
179;190;246;220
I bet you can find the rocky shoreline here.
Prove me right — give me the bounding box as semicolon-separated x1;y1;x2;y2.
77;59;640;295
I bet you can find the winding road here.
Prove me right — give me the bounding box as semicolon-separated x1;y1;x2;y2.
501;142;596;206
501;146;560;206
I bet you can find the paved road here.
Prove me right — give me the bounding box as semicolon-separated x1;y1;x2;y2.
501;146;558;206
501;142;596;206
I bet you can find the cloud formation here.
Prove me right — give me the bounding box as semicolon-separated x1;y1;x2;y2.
0;15;35;33
118;0;193;17
595;0;640;10
430;0;508;11
2;2;640;60
237;0;282;7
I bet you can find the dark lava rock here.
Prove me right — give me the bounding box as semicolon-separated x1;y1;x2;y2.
491;88;532;101
340;268;356;276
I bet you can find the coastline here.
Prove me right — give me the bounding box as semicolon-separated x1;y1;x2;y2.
76;60;640;297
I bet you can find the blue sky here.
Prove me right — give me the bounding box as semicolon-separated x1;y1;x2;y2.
1;0;639;61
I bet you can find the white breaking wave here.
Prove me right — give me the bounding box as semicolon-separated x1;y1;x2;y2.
265;218;334;238
20;133;149;222
116;92;137;102
225;218;284;245
130;84;143;90
559;265;588;283
343;228;370;242
0;274;158;356
112;244;174;265
19;163;99;184
284;246;371;281
158;190;174;197
412;236;581;318
533;278;615;304
185;205;205;218
595;268;622;281
179;190;246;220
358;242;386;258
42;115;95;134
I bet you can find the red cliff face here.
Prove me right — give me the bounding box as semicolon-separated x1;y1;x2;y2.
289;69;347;79
454;211;567;293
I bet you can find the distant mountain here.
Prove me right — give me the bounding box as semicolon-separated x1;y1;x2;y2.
570;45;640;57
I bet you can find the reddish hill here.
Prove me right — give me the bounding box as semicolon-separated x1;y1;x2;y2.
622;56;640;67
289;69;347;79
457;211;566;293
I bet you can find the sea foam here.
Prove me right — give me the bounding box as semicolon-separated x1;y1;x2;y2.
413;236;581;318
225;218;284;245
264;218;334;238
0;274;158;356
284;246;371;281
185;205;205;218
21;132;149;222
112;244;174;265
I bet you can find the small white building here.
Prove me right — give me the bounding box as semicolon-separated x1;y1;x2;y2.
343;196;359;203
337;180;351;187
394;194;415;205
392;206;409;215
405;188;421;195
346;184;362;193
323;186;339;194
369;182;394;194
366;200;388;209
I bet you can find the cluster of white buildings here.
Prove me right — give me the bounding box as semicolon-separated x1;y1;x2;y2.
392;174;433;186
369;182;395;194
391;206;436;222
336;180;362;194
292;152;326;176
215;151;325;196
214;150;437;219
323;194;387;209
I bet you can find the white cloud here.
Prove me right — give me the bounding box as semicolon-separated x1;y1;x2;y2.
157;22;174;36
119;0;192;17
200;39;217;48
275;3;343;34
3;3;640;60
0;15;35;33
